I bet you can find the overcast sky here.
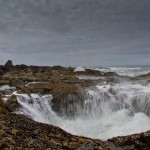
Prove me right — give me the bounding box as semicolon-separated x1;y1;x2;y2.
0;0;150;66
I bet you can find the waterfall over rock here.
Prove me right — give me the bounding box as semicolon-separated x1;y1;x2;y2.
15;80;150;140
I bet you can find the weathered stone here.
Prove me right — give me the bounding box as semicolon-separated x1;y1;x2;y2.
4;60;13;70
0;113;107;149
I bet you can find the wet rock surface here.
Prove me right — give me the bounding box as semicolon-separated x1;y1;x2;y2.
109;131;150;150
0;64;150;149
0;113;107;150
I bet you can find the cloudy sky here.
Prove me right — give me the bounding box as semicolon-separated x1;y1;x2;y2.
0;0;150;66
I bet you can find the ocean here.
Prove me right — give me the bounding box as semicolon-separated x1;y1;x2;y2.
93;65;150;77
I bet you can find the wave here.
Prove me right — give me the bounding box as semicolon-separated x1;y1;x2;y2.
93;66;150;77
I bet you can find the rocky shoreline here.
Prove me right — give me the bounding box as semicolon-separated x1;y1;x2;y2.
0;62;150;150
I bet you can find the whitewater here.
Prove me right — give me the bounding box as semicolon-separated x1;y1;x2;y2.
14;67;150;140
93;66;150;77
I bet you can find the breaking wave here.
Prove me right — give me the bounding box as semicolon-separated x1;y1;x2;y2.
93;66;150;77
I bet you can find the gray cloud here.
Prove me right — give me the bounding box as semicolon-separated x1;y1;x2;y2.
0;0;150;66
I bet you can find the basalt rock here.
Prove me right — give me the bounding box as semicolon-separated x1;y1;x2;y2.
0;113;107;150
4;60;13;71
109;131;150;150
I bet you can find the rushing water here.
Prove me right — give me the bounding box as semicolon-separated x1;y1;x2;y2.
15;78;150;140
93;66;150;77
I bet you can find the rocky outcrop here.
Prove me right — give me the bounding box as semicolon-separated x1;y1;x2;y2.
133;73;150;81
4;60;13;71
75;68;118;77
4;60;13;67
109;131;150;150
0;113;107;150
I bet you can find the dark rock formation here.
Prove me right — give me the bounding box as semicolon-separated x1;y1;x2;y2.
4;60;13;68
0;113;107;150
75;68;118;77
3;60;13;71
109;131;150;150
15;64;28;69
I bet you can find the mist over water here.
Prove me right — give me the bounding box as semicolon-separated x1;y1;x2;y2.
15;77;150;140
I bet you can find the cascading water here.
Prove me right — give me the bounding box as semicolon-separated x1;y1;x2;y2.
14;81;150;140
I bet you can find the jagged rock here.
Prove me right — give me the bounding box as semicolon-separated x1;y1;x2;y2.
4;60;13;69
0;113;107;150
109;131;150;150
